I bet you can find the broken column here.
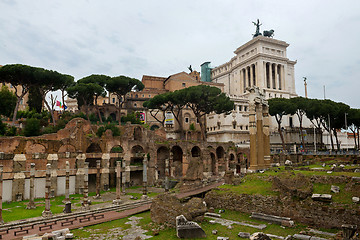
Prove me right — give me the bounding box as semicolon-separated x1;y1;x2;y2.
165;158;170;192
42;163;52;218
26;163;36;209
82;162;90;210
0;165;3;224
256;103;265;168
263;105;271;167
95;160;101;198
113;160;122;205
121;159;126;195
176;215;206;238
249;101;258;170
142;154;148;199
64;161;70;203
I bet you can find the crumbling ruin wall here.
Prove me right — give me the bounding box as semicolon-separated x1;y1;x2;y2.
204;189;360;229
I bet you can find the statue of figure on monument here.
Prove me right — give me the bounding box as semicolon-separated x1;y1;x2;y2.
252;19;262;38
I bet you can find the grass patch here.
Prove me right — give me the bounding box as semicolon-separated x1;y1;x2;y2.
313;183;353;204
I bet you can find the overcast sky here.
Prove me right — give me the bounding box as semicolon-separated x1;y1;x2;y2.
1;0;359;108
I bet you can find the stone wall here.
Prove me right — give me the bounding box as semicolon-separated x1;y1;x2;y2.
204;190;360;229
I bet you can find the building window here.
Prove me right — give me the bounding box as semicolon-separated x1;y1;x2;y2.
182;83;186;87
244;106;247;112
149;95;151;97
134;103;137;107
185;117;189;123
103;100;105;103
142;94;144;97
245;125;248;130
289;116;293;127
135;94;138;98
240;125;243;130
239;105;242;111
112;98;115;103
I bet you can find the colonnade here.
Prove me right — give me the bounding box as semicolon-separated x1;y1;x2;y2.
265;62;285;90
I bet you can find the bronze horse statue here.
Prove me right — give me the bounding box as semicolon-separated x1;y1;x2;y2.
263;29;274;38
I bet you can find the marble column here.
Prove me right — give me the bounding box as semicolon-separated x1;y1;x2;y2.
269;63;273;89
82;162;90;210
250;65;254;87
142;154;148;199
95;160;101;198
256;104;265;168
245;67;248;89
278;64;282;90
64;161;70;203
274;63;278;90
263;105;271;167
164;158;169;192
0;165;3;224
249;103;258;170
113;161;122;205
42;163;52;218
121;160;126;195
26;163;36;209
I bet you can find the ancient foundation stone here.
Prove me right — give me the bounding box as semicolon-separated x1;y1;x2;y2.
176;215;206;239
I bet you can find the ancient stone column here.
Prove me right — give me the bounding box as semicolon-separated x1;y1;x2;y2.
82;162;90;210
0;165;4;224
263;105;271;167
269;63;273;89
95;160;101;198
113;161;121;205
249;103;258;170
142;154;148;199
256;103;265;168
274;63;278;89
42;163;52;218
224;154;229;171
101;153;110;191
26;163;36;209
164;158;170;192
250;64;254;87
121;160;126;195
64;161;70;203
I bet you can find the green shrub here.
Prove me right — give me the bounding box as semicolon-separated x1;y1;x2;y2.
23;118;41;137
97;124;121;137
5;126;17;136
121;112;141;124
189;123;195;131
0;120;6;135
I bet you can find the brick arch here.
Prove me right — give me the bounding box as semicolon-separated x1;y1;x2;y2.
26;143;46;154
58;144;76;153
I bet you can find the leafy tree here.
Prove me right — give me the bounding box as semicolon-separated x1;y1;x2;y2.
330;101;350;150
121;112;141;124
0;120;6;135
97;123;121;137
289;97;309;150
348;108;360;150
182;85;234;140
27;86;43;113
0;64;38;125
67;82;104;120
78;74;109;123
23;118;41;137
0;85;17;117
106;76;144;125
143;93;170;126
268;98;296;151
33;67;72;126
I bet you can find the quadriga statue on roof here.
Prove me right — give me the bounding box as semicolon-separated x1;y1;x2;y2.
263;29;274;38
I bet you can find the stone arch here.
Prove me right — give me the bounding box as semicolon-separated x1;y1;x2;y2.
86;143;102;153
210;152;216;174
157;146;169;179
171;146;183;179
191;146;201;157
26;143;46;154
131;145;144;165
216;146;225;159
110;145;123;153
58;144;76;153
129;145;145;186
134;126;142;141
150;124;160;131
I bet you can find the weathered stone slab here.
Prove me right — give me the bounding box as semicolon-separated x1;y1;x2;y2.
352;197;359;203
238;232;251;238
311;194;332;202
293;234;311;240
206;216;266;230
205;212;221;218
330;185;340;193
176;215;206;239
308;229;336;237
217;237;229;240
250;232;271;240
251;212;293;227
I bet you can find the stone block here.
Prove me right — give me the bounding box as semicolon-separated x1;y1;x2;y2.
238;232;251;238
205;212;221;218
293;234;311;240
330;185;340;193
176;215;206;239
212;230;218;235
352;197;359;203
311;194;332;202
217;237;229;240
250;232;271;240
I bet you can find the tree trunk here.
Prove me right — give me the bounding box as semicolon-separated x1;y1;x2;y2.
350;128;357;150
275;116;285;151
299;120;306;150
357;127;360;150
44;99;56;126
61;90;66;112
173;108;185;140
117;94;123;126
333;129;340;151
197;115;206;141
11;96;22;126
